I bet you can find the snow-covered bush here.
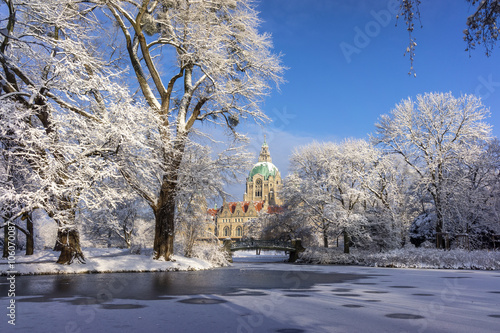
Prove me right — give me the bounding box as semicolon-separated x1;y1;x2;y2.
299;247;364;265
299;246;500;270
189;241;231;267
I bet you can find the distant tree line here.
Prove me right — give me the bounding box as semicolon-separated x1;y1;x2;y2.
248;93;500;252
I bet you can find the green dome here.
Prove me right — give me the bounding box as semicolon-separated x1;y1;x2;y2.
249;162;278;180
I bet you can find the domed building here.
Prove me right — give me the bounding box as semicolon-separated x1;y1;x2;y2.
211;139;283;240
243;141;283;206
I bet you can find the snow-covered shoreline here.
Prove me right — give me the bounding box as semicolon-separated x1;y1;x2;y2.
3;246;500;276
299;247;500;270
0;248;216;276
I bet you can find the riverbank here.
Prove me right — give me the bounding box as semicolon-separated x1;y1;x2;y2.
0;248;217;276
4;246;500;276
299;246;500;270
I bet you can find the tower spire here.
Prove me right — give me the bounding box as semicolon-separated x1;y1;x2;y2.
258;137;272;162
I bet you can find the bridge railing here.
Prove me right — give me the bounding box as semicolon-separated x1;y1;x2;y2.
230;239;293;249
223;239;305;263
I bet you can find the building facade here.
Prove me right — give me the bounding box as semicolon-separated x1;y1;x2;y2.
210;140;282;240
243;140;283;206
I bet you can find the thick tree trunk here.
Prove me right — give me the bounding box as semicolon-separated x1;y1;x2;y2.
53;229;63;251
2;223;8;258
433;191;446;249
25;212;34;256
322;218;329;248
323;231;328;248
153;139;186;261
55;228;85;264
154;181;176;261
343;230;350;254
50;195;85;264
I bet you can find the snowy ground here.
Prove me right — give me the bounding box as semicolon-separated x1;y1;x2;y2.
1;252;500;333
0;249;289;276
0;248;214;276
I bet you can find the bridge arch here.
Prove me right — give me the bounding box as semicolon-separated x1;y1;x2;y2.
223;239;305;263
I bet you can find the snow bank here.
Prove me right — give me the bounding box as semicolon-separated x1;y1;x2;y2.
299;246;500;270
0;248;217;276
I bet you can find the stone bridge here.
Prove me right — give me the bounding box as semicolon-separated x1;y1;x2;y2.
223;239;305;263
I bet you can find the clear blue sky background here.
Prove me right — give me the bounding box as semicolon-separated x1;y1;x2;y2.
227;0;500;200
220;0;500;200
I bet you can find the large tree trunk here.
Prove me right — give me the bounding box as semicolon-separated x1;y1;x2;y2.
343;229;350;254
322;219;329;248
55;228;85;264
154;187;176;261
24;212;34;255
433;190;446;249
51;195;85;264
153;139;186;261
2;222;8;258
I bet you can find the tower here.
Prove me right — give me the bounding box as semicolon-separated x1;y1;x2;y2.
243;139;282;206
208;139;283;240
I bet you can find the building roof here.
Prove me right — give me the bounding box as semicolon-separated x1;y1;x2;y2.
223;201;265;213
248;161;279;181
215;200;282;215
207;208;218;217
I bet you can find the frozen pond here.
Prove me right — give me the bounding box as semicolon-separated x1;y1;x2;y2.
1;255;500;332
1;262;365;300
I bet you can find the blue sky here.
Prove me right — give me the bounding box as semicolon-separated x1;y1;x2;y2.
225;0;500;200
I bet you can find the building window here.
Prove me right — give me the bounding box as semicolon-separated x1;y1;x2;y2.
223;227;230;237
236;227;242;237
256;179;262;197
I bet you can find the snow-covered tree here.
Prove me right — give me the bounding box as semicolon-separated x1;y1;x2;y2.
175;141;252;257
0;0;146;263
1;100;47;256
443;139;500;248
363;153;421;249
255;207;315;246
1;0;282;263
99;0;284;260
288;140;379;252
243;176;314;243
373;92;492;248
81;189;148;249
